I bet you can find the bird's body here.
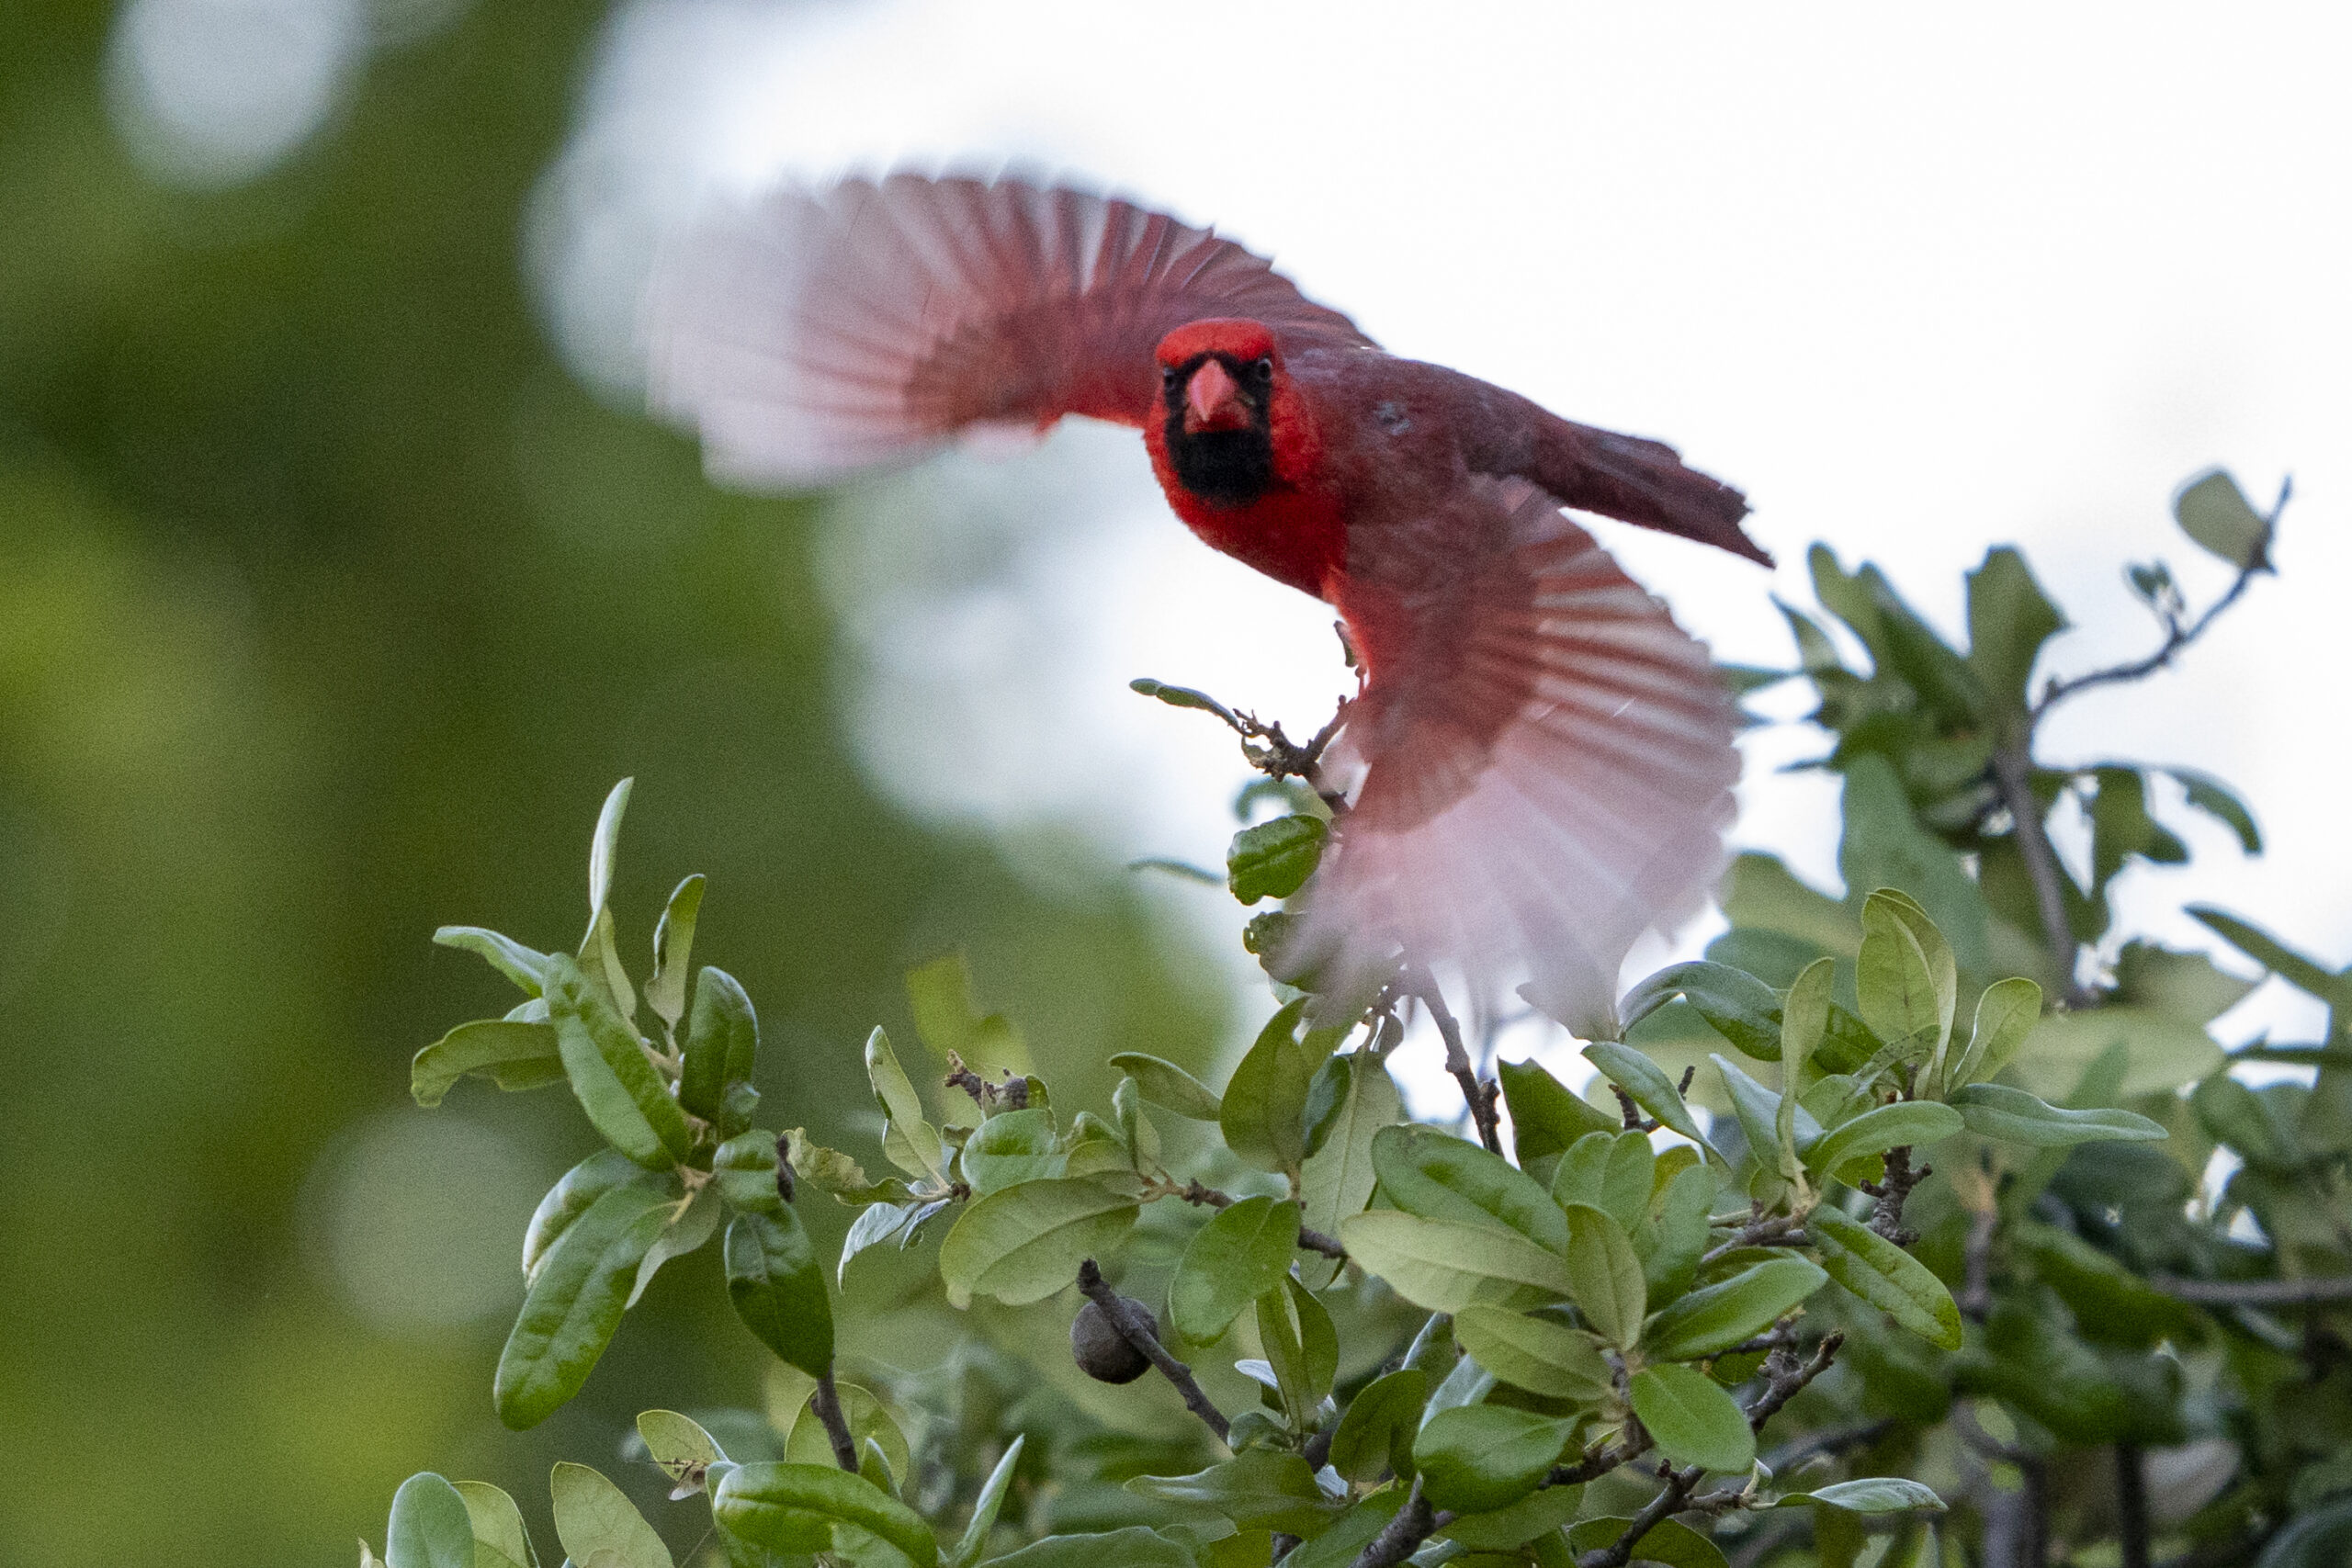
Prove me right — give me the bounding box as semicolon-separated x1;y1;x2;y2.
650;174;1767;1031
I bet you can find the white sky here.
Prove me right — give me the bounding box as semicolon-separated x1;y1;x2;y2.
535;0;2352;1066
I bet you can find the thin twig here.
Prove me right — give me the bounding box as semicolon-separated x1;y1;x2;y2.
1347;1477;1442;1568
1577;1462;1706;1568
1407;964;1501;1154
1743;1334;1843;1434
2147;1273;2352;1304
1075;1259;1230;1444
2118;1443;2151;1568
2028;477;2285;729
1860;1146;1928;1245
1990;743;2089;1007
810;1371;860;1473
1702;1208;1809;1266
1170;1179;1347;1260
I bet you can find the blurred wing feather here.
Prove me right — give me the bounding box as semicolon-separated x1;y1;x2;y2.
648;173;1372;485
1297;479;1739;1035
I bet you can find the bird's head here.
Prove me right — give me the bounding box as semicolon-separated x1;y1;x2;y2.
1154;319;1291;503
1156;319;1281;435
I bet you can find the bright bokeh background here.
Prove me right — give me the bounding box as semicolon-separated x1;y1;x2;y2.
0;2;2345;1563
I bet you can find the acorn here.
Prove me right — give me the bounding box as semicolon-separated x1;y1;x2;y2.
1070;1298;1151;1384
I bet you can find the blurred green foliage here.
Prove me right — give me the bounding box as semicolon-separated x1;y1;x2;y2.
0;5;1224;1565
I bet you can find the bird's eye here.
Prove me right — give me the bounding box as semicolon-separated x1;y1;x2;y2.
1253;356;1274;379
1160;365;1180;388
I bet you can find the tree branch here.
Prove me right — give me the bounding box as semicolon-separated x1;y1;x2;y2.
1577;1462;1706;1568
1989;743;2089;1008
1860;1146;1928;1246
1170;1179;1348;1260
2147;1273;2352;1304
1408;965;1501;1154
2028;476;2285;729
1347;1477;1441;1568
809;1371;860;1472
1075;1258;1230;1444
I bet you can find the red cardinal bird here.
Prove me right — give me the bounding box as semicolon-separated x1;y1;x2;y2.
649;174;1767;1033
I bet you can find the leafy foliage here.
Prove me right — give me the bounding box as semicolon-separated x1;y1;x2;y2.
368;481;2349;1568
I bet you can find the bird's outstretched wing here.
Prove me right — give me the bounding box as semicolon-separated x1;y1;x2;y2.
1296;479;1740;1036
647;173;1373;486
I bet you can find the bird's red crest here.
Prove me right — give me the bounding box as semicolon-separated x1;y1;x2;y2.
1155;318;1279;368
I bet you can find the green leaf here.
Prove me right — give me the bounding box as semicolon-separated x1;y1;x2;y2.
412;1019;564;1107
2249;1493;2352;1568
725;1208;833;1379
2087;768;2188;897
387;1473;476;1568
1107;1053;1222;1121
907;952;1029;1071
2173;468;2271;570
1808;1206;1963;1349
1838;755;1989;976
1950;1083;2168;1146
1713;1055;1821;1175
645;874;705;1032
1951;976;2042;1089
1421;1346;1497;1424
713;1130;783;1214
715;1462;938;1566
1451;1305;1613;1403
1256;1276;1339;1422
1779;1477;1947;1514
1804;1101;1963;1182
2168;769;2262;854
586;779;632;914
2009;1005;2223;1101
1413;1405;1575;1513
2189;907;2351;1010
1373;1124;1568;1252
681;966;758;1122
451;1483;532;1568
982;1528;1197;1568
552;1461;671;1568
638;1409;726;1497
1630;1363;1754;1472
545;953;691;1169
937;1178;1139;1308
434;926;550;997
1170;1196;1300;1342
1283;1495;1407;1568
1623;961;1786;1062
1438;1483;1584;1551
1498;1056;1623;1165
1638;1163;1717;1306
496;1174;673;1427
946;1433;1023;1568
1644;1257;1828;1359
581;905;637;1030
1566;1517;1730;1568
1549;1131;1656;1236
865;1026;946;1185
2014;1224;2201;1348
1227;814;1327;905
1966;546;2066;723
1328;1368;1429;1483
1561;1201;1646;1349
1857;891;1953;1068
781;1129;907;1208
1780;957;1836;1181
522;1149;642;1284
960;1107;1066;1195
1299;1054;1401;1288
628;1182;722;1307
1337;1211;1573;1313
1125;1451;1338;1535
1582;1041;1711;1149
1221;1001;1331;1178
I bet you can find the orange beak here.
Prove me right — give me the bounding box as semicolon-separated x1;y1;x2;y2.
1182;359;1250;434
